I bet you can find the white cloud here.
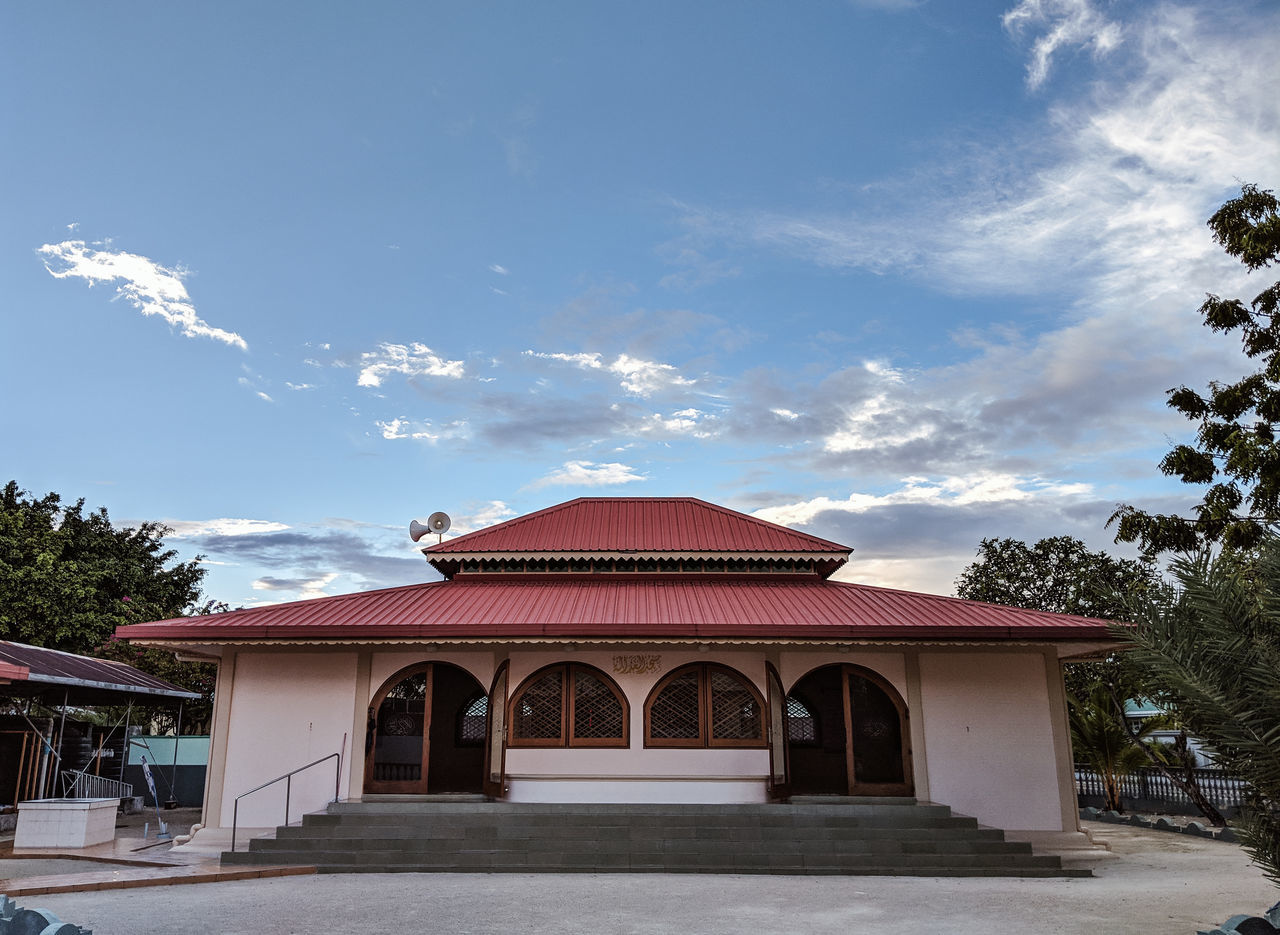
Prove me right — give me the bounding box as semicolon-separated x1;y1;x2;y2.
524;349;697;398
752;473;1093;527
530;460;647;488
166;518;291;537
610;353;696;397
285;382;315;390
357;342;465;387
450;500;519;536
252;572;338;601
771;408;800;421
1002;0;1123;90
637;408;718;438
38;240;247;349
489;264;509;275
376;417;438;441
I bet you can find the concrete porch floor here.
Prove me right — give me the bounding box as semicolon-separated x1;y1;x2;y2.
0;807;312;897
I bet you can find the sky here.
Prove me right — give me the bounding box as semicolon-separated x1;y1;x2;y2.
3;0;1278;609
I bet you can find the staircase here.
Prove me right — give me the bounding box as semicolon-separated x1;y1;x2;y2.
223;796;1087;877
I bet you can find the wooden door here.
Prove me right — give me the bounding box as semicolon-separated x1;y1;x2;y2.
365;665;433;795
843;666;913;797
483;661;509;799
765;663;790;799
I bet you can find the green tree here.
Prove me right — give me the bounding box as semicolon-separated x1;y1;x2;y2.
1120;542;1280;884
1111;183;1280;556
0;480;205;655
1069;685;1172;813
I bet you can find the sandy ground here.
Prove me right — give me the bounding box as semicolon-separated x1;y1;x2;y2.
11;822;1278;935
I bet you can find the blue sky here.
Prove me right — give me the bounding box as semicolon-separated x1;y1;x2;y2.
3;0;1277;607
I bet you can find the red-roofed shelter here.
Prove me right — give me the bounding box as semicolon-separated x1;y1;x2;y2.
117;497;1113;852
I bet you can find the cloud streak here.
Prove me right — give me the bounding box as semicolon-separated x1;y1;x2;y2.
1002;0;1123;90
38;240;247;349
529;460;647;489
357;342;465;387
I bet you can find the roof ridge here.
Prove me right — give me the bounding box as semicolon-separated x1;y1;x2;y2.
425;496;851;554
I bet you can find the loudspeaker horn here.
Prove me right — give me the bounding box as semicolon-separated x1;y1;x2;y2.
427;511;451;534
409;519;431;542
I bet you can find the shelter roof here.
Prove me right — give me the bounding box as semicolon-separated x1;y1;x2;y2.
424;497;850;558
0;641;201;705
116;576;1113;644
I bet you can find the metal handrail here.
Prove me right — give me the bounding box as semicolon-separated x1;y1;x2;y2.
60;769;134;800
230;752;342;853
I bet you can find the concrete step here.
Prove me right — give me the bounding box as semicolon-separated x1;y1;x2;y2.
222;799;1084;877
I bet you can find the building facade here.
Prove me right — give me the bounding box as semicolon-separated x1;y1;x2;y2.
117;497;1113;846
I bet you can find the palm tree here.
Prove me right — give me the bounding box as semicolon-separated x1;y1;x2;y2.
1069;685;1170;812
1119;542;1280;887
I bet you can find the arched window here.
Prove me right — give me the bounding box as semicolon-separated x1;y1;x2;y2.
785;695;818;745
508;664;629;748
644;664;766;748
457;692;487;745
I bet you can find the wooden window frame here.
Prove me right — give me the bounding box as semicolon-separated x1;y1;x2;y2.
643;663;768;749
506;663;630;749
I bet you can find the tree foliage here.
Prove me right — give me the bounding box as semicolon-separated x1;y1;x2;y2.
1069;685;1172;813
0;481;205;655
1111;183;1280;556
1119;541;1280;885
954;535;1161;621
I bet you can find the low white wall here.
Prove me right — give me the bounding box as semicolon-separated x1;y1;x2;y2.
918;651;1064;831
218;651;358;828
507;779;768;803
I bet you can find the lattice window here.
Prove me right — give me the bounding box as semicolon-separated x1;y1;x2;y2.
648;669;701;740
458;693;488;744
512;669;563;743
645;664;766;748
508;664;628;748
785;695;817;744
710;670;762;741
573;670;625;740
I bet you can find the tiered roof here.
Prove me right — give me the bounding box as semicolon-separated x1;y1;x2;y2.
115;496;1115;648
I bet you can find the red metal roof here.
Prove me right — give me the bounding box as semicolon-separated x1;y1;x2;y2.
425;498;850;555
116;577;1114;643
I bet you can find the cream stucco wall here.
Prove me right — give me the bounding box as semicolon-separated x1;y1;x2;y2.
917;651;1066;831
217;651;358;828
202;643;1076;829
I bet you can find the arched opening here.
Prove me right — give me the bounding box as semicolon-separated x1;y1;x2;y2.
364;662;487;795
643;663;766;748
786;664;913;797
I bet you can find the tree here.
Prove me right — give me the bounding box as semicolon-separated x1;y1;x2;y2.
1111;183;1280;556
0;480;205;655
1119;542;1280;885
1069;685;1172;813
954;535;1160;620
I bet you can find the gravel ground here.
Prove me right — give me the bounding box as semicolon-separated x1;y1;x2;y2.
14;822;1279;935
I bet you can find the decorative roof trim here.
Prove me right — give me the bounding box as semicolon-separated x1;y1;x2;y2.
429;551;843;562
127;636;1112;651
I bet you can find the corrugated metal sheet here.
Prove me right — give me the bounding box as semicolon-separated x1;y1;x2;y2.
0;641;201;701
424;498;850;555
117;577;1114;643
